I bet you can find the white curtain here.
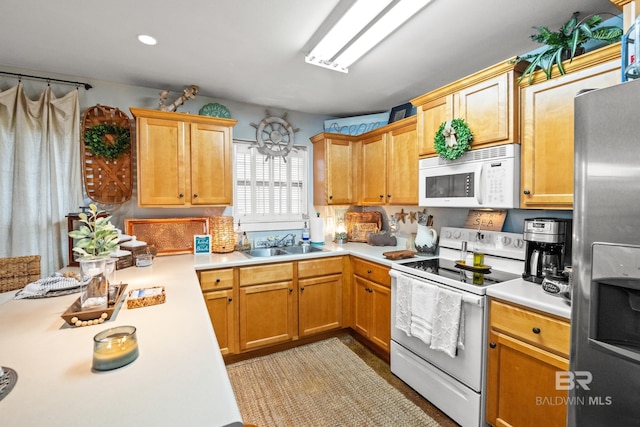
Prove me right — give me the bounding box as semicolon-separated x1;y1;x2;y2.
0;82;84;276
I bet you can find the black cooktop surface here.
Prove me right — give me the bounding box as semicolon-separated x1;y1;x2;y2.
399;258;520;287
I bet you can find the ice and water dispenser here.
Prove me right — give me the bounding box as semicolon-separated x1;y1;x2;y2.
589;243;640;363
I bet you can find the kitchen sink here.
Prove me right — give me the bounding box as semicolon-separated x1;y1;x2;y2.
244;248;289;257
283;245;326;254
242;245;326;258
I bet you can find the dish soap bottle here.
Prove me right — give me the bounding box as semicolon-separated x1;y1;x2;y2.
302;221;310;246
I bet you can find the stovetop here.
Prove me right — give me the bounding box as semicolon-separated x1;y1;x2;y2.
391;227;526;295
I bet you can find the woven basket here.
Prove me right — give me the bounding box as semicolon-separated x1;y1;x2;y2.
0;255;41;293
211;216;235;253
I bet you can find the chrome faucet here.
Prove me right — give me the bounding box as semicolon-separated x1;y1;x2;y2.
274;233;296;247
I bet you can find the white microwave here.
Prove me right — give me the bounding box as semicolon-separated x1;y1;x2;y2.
418;144;520;208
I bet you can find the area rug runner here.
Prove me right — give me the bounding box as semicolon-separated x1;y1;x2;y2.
226;338;441;426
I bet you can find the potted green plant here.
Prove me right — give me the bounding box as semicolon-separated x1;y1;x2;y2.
68;204;118;309
515;12;623;84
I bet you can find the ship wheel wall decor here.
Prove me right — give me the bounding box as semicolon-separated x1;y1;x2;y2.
250;111;299;161
81;105;133;204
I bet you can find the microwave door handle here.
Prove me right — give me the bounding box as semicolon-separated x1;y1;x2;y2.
475;163;483;204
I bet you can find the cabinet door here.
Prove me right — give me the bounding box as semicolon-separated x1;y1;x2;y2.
417;95;453;156
369;281;391;353
456;73;511;147
203;289;236;355
352;275;372;338
520;60;620;209
326;138;354;204
299;273;343;336
387;122;418;205
239;281;296;351
486;330;569;427
360;133;387;205
190;122;232;205
137;117;187;206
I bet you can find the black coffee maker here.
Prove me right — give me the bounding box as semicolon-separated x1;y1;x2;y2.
523;218;572;283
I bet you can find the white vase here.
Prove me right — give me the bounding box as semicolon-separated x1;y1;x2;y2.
79;257;108;310
414;224;438;255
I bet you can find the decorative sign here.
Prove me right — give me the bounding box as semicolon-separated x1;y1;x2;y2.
464;210;506;231
193;235;212;254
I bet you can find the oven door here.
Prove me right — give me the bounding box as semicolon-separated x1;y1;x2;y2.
418;160;483;208
390;270;486;392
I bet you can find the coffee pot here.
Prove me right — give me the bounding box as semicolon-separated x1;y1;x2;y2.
523;218;572;283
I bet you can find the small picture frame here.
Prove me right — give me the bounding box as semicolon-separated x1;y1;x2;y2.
388;102;416;123
193;234;211;254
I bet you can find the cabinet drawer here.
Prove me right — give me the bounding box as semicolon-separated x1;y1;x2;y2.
239;262;293;286
490;299;570;357
298;256;343;279
199;268;234;291
352;257;390;287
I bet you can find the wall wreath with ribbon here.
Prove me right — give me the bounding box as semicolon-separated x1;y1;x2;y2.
433;118;473;160
81;105;133;204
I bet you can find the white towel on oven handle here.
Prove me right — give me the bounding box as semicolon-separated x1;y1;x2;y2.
394;274;413;336
409;280;437;345
430;286;464;358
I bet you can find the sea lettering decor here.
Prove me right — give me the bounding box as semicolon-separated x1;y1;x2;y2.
324;112;389;136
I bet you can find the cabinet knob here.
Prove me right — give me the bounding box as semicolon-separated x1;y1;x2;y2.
227;297;232;302
387;194;392;198
329;195;333;200
179;193;184;198
289;288;293;293
523;190;531;195
300;287;305;292
379;194;384;199
193;193;198;198
216;278;220;283
532;327;541;334
489;342;496;348
367;269;372;274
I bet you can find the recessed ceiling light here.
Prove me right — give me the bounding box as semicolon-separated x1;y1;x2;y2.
137;34;157;46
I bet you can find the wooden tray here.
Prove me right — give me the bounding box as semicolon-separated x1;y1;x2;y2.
61;284;128;327
383;250;417;260
454;261;492;274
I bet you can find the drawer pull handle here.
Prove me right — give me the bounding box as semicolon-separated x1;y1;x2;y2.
367;269;372;274
532;327;541;334
489;342;496;349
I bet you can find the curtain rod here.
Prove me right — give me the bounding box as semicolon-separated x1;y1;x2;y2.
0;70;92;90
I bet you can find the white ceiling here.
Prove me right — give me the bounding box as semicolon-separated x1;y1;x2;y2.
0;0;621;117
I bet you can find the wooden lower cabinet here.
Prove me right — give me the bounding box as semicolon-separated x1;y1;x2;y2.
198;268;236;355
298;257;344;337
351;257;391;353
486;298;570;427
239;262;296;351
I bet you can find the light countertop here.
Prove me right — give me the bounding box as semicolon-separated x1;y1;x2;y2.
487;278;572;319
0;255;243;427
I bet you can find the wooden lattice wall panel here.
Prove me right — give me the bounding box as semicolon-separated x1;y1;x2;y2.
81;105;133;204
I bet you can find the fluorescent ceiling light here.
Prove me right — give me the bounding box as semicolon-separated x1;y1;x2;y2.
305;0;432;73
137;34;157;46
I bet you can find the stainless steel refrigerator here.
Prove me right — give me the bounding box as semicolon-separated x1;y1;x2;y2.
570;78;640;426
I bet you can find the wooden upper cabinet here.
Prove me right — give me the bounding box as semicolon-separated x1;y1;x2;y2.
386;118;418;205
130;108;237;207
310;133;355;205
412;58;524;157
359;132;387;205
519;44;621;209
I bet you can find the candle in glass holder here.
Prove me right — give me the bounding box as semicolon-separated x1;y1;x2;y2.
92;326;139;371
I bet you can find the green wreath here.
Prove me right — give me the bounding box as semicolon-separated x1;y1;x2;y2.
84;124;130;160
433;118;473;160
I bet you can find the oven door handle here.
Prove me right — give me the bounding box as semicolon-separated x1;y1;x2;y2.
390;270;484;307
